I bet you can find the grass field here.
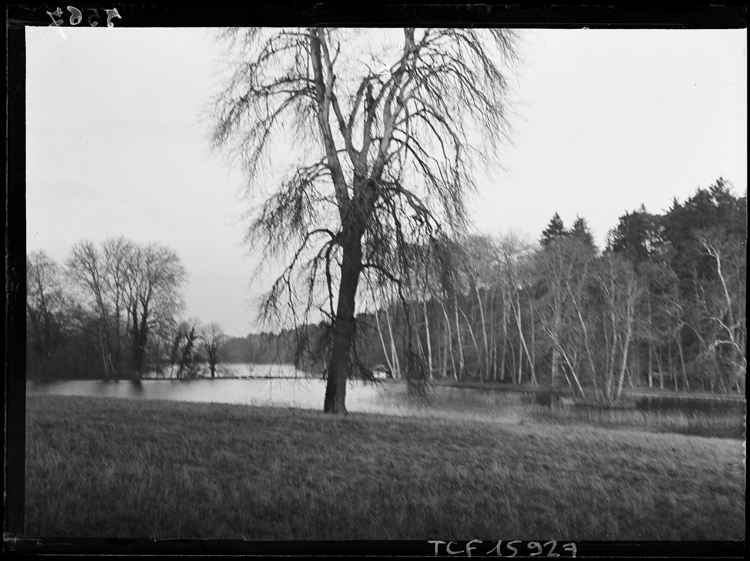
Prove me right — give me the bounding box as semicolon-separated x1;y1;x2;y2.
25;395;745;540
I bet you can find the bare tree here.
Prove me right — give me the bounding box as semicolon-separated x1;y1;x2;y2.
169;318;202;379
437;297;457;380
101;237;132;371
498;232;538;385
200;322;229;378
66;241;116;379
211;27;518;413
463;235;498;380
367;282;401;379
66;238;187;379
594;253;642;404
26;251;69;377
535;237;593;398
698;231;747;393
124;243;187;377
383;293;402;380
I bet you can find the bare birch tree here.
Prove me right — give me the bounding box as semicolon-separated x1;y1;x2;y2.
498;232;537;385
698;231;747;393
593;253;642;404
536;237;589;395
124;243;187;376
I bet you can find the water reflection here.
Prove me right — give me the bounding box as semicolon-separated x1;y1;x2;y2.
129;380;145;395
28;378;375;411
142;363;314;380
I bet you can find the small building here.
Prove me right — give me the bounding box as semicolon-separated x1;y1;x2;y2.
371;363;393;379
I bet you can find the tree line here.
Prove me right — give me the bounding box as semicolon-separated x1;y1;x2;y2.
235;178;745;404
354;178;745;402
26;237;229;380
27;180;745;403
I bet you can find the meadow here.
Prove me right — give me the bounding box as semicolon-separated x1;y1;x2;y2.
24;394;745;540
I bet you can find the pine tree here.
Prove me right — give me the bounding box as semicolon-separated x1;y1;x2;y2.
540;213;567;248
607;206;663;265
569;215;596;251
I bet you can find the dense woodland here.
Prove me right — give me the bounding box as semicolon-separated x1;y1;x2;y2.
27;180;746;402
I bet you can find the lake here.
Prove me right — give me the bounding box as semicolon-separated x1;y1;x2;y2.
26;367;745;427
26;377;404;414
143;362;315;380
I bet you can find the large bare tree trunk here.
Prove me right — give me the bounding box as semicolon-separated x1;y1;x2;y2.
324;238;362;414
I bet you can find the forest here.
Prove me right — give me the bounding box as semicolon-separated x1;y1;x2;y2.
27;179;746;404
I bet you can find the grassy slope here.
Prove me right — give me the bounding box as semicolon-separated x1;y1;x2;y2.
25;395;745;540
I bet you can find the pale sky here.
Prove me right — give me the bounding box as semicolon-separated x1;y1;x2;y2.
26;27;747;337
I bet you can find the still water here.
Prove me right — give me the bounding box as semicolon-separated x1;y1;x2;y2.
27;377;407;414
26;368;745;419
142;363;314;379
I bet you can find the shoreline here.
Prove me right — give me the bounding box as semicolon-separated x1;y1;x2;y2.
25;375;745;403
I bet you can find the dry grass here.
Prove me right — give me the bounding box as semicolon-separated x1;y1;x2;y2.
25;395;745;540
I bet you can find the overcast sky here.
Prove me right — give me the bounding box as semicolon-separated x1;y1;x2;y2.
26;27;747;337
